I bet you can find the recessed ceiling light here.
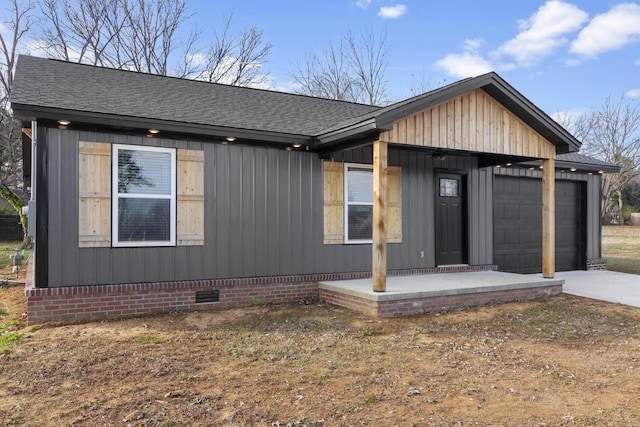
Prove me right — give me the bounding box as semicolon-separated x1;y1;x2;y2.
226;137;236;142
292;143;302;148
570;168;577;172
148;128;160;134
58;119;71;126
506;163;512;166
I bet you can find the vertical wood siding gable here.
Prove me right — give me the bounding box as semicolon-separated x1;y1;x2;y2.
323;161;402;244
177;149;205;246
79;141;111;247
379;89;556;160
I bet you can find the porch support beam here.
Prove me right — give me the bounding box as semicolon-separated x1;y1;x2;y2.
372;140;388;292
542;157;555;278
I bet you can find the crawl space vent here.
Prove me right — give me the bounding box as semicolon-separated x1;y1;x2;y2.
195;290;219;303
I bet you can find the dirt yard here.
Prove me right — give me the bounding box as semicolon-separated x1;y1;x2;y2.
1;273;640;426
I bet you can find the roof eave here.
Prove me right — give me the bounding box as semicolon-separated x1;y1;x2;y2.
519;158;621;173
12;104;313;146
314;118;380;145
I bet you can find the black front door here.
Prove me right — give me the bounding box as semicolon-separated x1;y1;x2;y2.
435;173;466;265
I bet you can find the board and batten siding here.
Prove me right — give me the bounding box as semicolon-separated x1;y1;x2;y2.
327;146;493;267
380;89;556;160
41;128;495;288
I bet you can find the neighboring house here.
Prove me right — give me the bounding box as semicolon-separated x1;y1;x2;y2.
11;55;618;324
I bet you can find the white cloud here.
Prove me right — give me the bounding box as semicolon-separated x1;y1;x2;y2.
378;4;406;19
564;58;582;67
571;3;640;57
0;23;8;33
551;109;586;128
25;39;87;63
356;0;372;9
495;1;588;67
626;89;640;98
435;44;493;79
435;38;516;78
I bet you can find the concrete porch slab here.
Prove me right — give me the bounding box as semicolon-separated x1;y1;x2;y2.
319;271;564;318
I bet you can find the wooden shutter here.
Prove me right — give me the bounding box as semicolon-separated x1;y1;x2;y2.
323;161;402;244
323;161;344;244
387;166;402;243
79;141;111;247
177;149;205;246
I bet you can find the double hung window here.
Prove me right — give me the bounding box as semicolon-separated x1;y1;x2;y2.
345;164;373;243
112;144;176;246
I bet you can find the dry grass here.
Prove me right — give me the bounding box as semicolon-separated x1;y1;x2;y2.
1;283;640;426
602;225;640;274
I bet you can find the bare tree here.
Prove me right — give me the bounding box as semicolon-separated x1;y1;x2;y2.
293;40;358;102
407;71;433;98
576;96;640;224
292;28;389;105
191;14;272;87
1;0;34;107
0;0;33;243
0;108;28;241
116;0;197;75
37;0;198;76
36;0;272;84
344;29;388;105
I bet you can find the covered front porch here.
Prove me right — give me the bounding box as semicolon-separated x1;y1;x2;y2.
319;270;564;318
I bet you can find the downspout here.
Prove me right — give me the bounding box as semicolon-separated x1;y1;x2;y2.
28;120;37;286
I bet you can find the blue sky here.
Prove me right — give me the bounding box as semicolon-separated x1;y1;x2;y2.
2;0;638;120
188;0;640;119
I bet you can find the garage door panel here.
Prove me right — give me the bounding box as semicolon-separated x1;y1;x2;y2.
494;176;586;273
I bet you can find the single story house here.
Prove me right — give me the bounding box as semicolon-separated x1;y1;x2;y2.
11;55;618;324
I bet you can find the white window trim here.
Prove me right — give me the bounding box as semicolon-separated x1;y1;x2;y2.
112;144;177;247
344;163;373;244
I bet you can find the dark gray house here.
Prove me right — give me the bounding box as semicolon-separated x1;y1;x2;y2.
11;55;618;324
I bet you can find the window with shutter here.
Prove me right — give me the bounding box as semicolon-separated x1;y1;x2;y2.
112;144;176;247
78;142;204;248
323;161;402;244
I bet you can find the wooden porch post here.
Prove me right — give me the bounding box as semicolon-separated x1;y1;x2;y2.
372;140;388;292
542;158;555;278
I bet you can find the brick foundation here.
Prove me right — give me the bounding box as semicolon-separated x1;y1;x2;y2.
24;264;498;324
586;258;607;271
320;283;563;318
25;278;318;325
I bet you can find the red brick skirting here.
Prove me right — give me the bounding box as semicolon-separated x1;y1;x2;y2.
25;265;498;324
25;279;318;325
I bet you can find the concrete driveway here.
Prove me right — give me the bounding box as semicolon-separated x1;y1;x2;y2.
555;270;640;307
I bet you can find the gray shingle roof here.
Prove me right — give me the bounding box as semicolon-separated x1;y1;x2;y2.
10;55;378;137
10;55;586;158
556;152;620;172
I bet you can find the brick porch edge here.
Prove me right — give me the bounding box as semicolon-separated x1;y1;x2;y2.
319;282;563;318
25;265;497;324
